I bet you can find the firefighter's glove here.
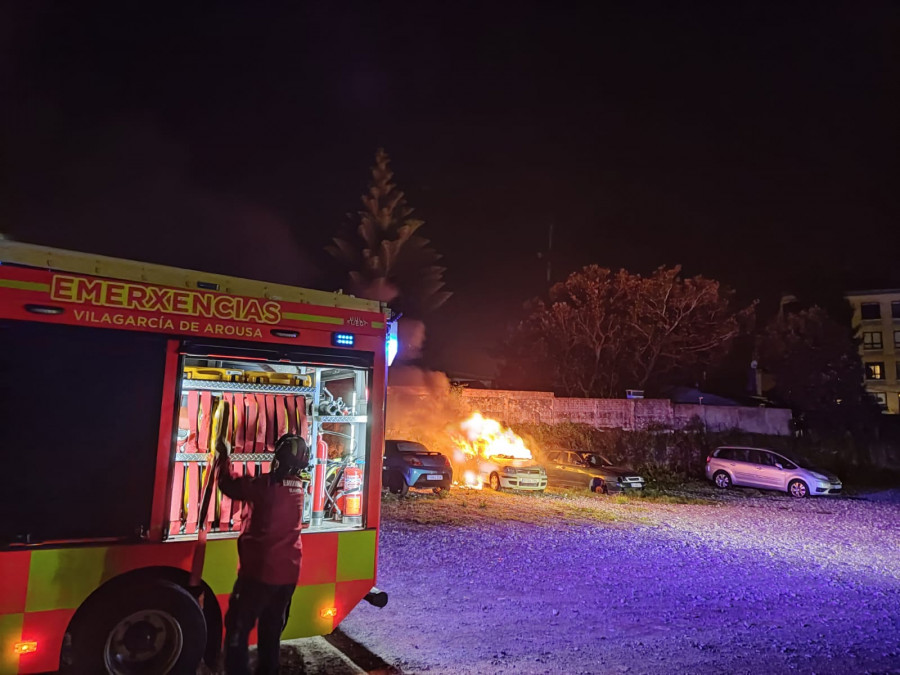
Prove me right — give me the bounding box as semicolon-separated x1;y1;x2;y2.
215;402;232;458
215;436;232;459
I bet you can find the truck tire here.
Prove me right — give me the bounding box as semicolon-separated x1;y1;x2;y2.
65;579;206;675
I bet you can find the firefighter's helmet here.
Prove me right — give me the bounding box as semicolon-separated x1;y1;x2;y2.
273;434;310;476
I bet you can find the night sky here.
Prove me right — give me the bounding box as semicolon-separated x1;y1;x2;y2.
2;2;898;375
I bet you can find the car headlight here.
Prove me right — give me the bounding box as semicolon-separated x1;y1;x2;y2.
810;472;829;481
502;467;517;475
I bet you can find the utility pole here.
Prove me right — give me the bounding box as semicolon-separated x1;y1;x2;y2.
546;221;553;285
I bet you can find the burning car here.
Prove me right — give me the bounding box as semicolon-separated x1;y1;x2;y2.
544;449;645;493
452;413;547;492
475;455;548;491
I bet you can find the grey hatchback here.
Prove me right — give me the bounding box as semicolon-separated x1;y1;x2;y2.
706;446;842;498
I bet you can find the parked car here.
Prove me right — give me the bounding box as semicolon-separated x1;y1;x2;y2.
544;449;645;493
383;440;453;496
476;455;547;492
706;446;842;498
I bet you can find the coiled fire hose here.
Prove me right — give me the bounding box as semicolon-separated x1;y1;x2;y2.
190;399;229;593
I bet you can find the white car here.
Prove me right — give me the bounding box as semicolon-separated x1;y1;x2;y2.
706;446;842;498
476;455;547;492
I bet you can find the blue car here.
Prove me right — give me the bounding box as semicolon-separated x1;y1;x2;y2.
383;440;453;495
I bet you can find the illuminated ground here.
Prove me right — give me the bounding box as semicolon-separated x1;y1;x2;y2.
336;485;900;674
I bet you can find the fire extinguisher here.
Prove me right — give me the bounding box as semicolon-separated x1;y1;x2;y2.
311;436;328;527
339;462;364;526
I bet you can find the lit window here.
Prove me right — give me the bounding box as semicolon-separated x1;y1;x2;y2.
863;331;883;350
865;362;885;380
861;303;881;320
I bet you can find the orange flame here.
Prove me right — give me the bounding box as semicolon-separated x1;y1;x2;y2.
453;412;533;461
461;469;482;489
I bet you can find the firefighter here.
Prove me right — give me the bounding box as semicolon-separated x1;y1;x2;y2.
217;432;309;675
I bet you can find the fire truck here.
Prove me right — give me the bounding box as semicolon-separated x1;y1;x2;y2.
0;241;394;674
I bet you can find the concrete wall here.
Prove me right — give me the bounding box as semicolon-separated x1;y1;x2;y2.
455;389;556;425
451;388;792;435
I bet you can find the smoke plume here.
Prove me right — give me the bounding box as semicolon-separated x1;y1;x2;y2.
385;366;464;455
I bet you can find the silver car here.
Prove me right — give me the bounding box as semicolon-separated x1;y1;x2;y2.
706;446;842;498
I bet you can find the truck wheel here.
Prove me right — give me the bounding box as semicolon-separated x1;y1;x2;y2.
65;580;206;675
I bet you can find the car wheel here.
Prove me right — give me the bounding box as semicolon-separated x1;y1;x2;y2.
713;471;732;489
386;472;400;494
592;480;607;494
788;479;809;498
388;472;409;497
396;476;409;497
489;472;502;491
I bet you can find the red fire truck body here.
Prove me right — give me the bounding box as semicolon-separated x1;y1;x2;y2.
0;242;390;674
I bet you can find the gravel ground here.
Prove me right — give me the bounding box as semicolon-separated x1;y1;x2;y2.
338;486;900;674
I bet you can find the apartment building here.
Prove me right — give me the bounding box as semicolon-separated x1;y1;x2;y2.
845;289;900;414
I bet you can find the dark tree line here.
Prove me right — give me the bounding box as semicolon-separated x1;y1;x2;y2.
496;263;878;439
757;306;880;436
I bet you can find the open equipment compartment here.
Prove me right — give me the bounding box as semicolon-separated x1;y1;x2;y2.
166;347;372;539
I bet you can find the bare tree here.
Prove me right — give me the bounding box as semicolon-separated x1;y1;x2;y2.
499;265;755;397
626;266;754;389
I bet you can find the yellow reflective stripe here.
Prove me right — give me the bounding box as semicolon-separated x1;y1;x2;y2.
201;539;239;595
336;530;376;581
283;583;335;638
0;613;23;675
26;548;107;612
0;279;50;292
282;312;344;325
